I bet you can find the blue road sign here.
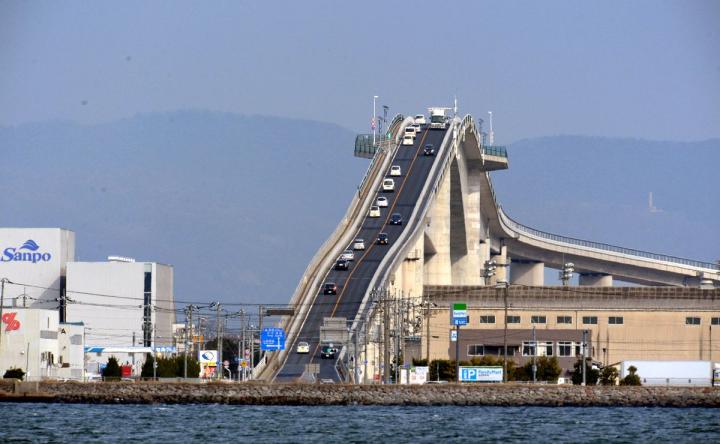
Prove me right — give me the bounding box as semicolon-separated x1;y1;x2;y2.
260;327;286;351
452;302;468;326
459;366;503;383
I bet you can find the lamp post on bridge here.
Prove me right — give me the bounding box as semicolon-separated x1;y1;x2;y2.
372;95;379;146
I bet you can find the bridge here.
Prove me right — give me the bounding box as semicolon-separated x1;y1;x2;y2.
256;111;720;383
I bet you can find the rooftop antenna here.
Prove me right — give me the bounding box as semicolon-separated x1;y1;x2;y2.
487;111;495;146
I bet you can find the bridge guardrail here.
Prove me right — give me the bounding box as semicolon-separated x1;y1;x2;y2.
262;114;406;380
498;208;719;271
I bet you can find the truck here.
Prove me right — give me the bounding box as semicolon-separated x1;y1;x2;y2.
619;360;715;386
428;107;451;129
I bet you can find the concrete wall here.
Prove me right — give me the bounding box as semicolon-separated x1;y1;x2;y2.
0;228;75;310
66;261;175;348
57;322;85;379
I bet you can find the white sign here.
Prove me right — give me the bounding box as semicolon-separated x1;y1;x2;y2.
199;350;217;364
450;330;457;342
459;366;503;383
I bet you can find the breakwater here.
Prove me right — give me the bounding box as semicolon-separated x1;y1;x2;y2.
1;380;718;407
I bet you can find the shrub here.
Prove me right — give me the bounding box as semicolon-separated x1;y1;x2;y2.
571;358;599;385
102;357;121;379
599;366;619;385
3;368;25;380
620;365;642;386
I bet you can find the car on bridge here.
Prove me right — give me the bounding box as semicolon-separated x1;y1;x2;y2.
382;178;395;192
424;144;435;156
369;205;381;217
390;213;403;225
414;114;426;125
390;165;402;176
296;342;310;354
323;282;337;295
412;124;423;134
353;238;365;250
402;134;414;146
377;232;389;245
340;249;354;261
334;258;349;270
377;196;388;207
320;346;338;359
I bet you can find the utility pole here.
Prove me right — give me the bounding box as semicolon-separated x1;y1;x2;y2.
0;278;8;349
394;294;400;384
532;325;537;383
582;329;588;386
383;290;391;384
497;282;509;383
455;323;460;383
240;309;246;381
249;320;255;380
215;303;222;380
425;299;431;362
184;306;189;379
152;320;157;381
354;321;360;384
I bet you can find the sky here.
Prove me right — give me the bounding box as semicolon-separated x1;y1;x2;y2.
1;0;719;143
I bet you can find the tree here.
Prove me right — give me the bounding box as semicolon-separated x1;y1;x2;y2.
571;358;599;385
514;356;562;382
3;368;25;380
620;365;642;386
599;366;619;385
102;356;121;379
142;355;200;378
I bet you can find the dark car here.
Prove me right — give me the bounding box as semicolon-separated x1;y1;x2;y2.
320;346;338;359
323;282;337;295
334;258;349;270
377;232;389;245
389;213;403;225
423;144;435;156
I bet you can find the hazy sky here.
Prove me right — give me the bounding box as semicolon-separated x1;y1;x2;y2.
1;0;718;143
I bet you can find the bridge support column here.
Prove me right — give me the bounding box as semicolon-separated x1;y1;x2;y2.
579;273;613;287
510;260;544;286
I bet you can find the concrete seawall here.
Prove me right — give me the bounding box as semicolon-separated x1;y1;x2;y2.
1;381;719;407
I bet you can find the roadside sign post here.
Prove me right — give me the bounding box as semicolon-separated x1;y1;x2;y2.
260;328;286;351
451;303;468;383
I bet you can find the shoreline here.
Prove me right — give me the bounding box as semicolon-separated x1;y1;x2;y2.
1;381;719;407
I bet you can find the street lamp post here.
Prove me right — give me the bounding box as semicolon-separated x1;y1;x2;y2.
495;280;509;383
373;95;379;146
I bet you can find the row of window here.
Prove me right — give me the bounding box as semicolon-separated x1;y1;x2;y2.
476;315;720;326
478;315;623;325
467;341;586;358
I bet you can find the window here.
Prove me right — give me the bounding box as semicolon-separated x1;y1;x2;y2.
522;341;536;356
531;315;546;324
468;344;484;356
506;315;520;324
479;315;496;324
712;317;720;326
538;341;554;356
685;317;701;325
582;316;598;325
558;341;573;357
609;316;624;325
557;316;572;324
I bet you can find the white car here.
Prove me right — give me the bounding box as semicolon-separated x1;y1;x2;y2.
413;124;422;133
377;196;388;207
404;126;417;137
414;114;426;125
390;165;402;176
296;342;310;354
340;249;355;261
353;238;365;250
402;135;414;146
369;205;381;217
382;178;395;192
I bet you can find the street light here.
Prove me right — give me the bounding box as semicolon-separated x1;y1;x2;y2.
495;280;509;383
560;262;575;286
372;95;379;146
483;260;497;285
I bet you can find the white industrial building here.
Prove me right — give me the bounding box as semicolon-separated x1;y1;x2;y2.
0;308;85;381
0;228;75;311
66;259;176;349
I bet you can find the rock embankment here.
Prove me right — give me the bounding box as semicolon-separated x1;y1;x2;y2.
1;380;718;407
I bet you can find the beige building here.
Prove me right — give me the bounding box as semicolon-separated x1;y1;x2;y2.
421;286;720;374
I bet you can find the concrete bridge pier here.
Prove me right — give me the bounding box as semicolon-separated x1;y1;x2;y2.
510;260;544;286
579;273;613;287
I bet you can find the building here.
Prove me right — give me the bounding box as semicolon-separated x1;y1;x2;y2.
421;285;720;377
66;258;176;349
0;308;85;380
0;228;75;312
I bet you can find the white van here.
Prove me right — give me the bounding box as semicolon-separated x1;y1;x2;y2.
414;114;426;125
404;126;417;137
402;135;414;146
382;178;395;192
